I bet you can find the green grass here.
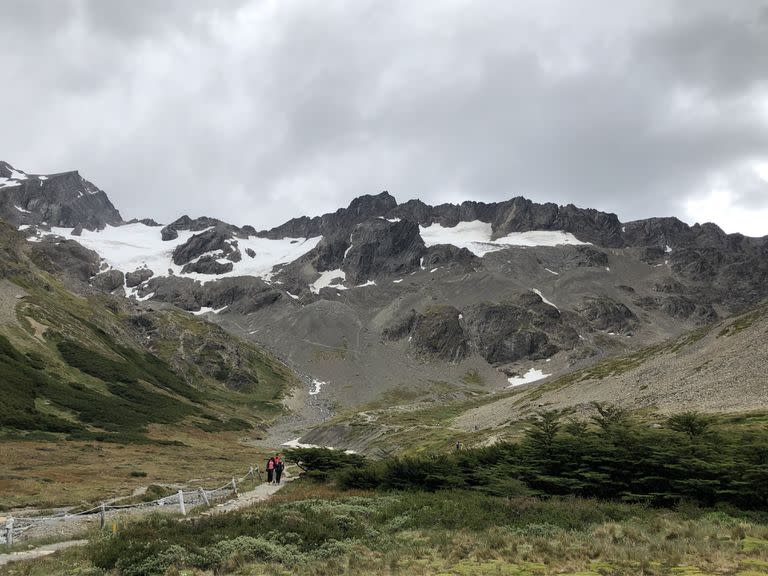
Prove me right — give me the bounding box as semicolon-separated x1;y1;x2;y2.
12;485;768;576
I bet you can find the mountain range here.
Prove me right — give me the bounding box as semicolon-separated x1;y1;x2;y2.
2;159;767;449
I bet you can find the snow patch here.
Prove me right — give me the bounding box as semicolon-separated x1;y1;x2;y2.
419;221;589;257
356;280;376;288
9;169;27;180
192;305;228;315
310;269;346;294
309;379;326;395
286;291;299;300
392;278;403;284
14;205;31;214
531;288;559;310
33;222;321;284
0;177;21;189
665;245;672;253
544;268;559;275
507;368;550;388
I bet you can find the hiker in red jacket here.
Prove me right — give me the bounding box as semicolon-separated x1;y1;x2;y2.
266;456;275;483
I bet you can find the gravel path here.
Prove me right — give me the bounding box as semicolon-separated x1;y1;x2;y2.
0;539;88;567
0;480;291;568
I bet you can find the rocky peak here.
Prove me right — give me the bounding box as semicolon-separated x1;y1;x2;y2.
0;161;122;230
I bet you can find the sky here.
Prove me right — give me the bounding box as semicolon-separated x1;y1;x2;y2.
1;1;767;236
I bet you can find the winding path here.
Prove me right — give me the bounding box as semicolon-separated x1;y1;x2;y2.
0;479;291;568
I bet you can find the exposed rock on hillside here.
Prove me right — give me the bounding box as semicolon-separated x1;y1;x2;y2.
464;293;579;364
92;269;125;293
343;219;425;284
29;237;101;283
578;297;637;334
410;305;468;362
0;161;122;230
125;268;154;287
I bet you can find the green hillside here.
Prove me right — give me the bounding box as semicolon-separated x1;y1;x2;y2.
0;220;297;444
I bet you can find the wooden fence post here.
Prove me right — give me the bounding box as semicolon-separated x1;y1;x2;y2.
5;517;13;548
231;478;238;496
100;503;106;529
199;487;210;507
178;490;186;516
248;466;254;481
254;464;262;482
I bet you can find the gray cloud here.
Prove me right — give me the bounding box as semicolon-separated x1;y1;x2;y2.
1;0;767;234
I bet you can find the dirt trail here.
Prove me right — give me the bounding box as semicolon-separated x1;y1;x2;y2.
0;539;87;567
0;479;291;568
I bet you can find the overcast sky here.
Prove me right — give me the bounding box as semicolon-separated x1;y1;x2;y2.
1;1;767;235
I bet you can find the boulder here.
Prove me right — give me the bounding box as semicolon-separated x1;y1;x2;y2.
125;268;154;288
92;269;125;293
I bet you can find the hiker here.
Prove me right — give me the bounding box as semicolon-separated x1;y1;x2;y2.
275;453;285;484
266;455;275;483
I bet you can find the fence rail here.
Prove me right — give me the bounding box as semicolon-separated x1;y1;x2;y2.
2;465;262;548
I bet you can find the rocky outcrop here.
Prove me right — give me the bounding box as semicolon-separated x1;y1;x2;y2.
422;244;480;270
578;297;637;334
260;192;398;239
29;237;101;283
161;215;227;241
463;293;579;365
125;268;154;288
181;256;234;275
410;305;468;362
91;269;125;293
172;225;241;266
0;161;122;231
140;275;281;314
382;309;418;342
342;219;425;284
633;294;718;324
201;277;282;314
565;246;609;268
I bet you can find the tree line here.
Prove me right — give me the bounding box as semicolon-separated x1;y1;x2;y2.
287;406;768;509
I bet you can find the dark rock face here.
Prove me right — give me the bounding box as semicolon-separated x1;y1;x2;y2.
623;217;694;247
160;215;228;242
489;198;624;247
92;269;125;293
201;277;282;314
633;294;718;324
260;192;397;239
181;255;234;275
125;268;154;287
140;276;200;310
29;237;101;283
578;297;637;334
422;244;479;269
566;246;609;268
463;293;578;364
410;305;468;362
140;275;281;314
382;309;418;342
172;225;239;266
0;161;123;231
161;227;179;241
343;219;426;284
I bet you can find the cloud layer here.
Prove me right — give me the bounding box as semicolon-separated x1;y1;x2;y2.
1;0;767;234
